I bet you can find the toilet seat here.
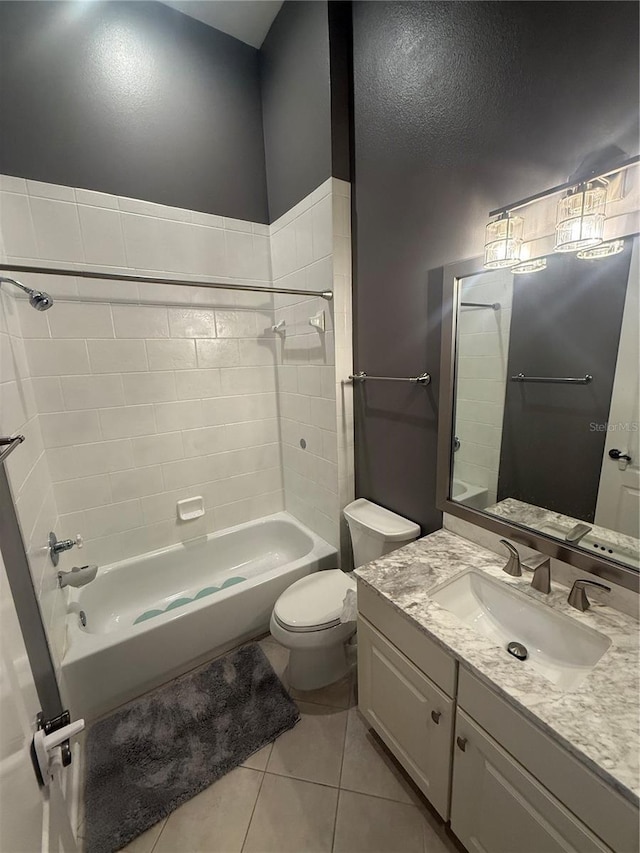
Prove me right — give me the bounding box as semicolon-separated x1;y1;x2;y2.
273;570;356;633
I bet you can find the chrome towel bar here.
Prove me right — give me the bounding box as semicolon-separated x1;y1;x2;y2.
511;373;593;385
0;435;25;464
349;371;431;385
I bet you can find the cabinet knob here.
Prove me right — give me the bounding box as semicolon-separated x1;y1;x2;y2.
431;710;441;724
456;736;467;752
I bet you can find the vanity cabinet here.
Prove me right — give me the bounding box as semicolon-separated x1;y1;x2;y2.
358;616;454;819
451;709;611;853
357;581;639;853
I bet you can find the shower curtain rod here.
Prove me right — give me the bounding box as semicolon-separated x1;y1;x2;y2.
0;263;333;301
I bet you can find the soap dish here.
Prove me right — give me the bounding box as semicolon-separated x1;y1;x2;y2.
177;496;204;521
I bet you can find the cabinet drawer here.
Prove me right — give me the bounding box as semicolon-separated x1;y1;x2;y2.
358;615;454;819
452;710;612;853
357;581;457;697
458;668;639;853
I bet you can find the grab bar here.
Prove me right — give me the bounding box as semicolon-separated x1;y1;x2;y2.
511;373;593;385
460;301;501;310
0;435;25;464
349;371;431;385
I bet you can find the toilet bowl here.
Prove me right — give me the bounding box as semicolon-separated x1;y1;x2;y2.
270;499;420;691
270;570;357;691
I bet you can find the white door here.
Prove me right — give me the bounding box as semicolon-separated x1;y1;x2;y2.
595;238;640;538
0;550;78;853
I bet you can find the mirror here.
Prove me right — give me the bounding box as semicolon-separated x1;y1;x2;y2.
448;236;639;572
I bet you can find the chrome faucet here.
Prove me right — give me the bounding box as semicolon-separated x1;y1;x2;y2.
567;578;611;611
49;531;83;567
499;539;551;594
565;523;593;545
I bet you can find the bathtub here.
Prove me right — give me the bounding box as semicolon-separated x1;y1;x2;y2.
452;479;489;510
62;512;336;720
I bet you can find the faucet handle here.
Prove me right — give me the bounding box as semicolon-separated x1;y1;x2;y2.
499;539;522;577
568;578;611;611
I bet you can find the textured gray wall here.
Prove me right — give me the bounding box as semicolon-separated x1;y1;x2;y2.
352;1;640;533
0;1;269;221
260;1;332;222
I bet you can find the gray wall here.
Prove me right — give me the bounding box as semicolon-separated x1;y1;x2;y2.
260;1;332;221
0;1;269;221
498;246;632;521
352;1;640;532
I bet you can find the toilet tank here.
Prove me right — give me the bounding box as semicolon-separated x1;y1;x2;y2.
343;499;421;568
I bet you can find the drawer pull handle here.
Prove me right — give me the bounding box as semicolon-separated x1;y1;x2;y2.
456;736;467;752
431;710;441;724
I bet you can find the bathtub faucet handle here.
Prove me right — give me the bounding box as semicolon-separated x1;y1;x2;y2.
49;531;83;566
58;564;98;589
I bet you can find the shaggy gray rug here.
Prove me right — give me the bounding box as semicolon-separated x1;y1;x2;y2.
84;643;299;853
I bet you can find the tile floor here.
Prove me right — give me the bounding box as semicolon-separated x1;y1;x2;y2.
79;637;461;853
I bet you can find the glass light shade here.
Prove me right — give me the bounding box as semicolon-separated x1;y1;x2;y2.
577;239;625;260
484;215;524;269
512;257;547;275
554;184;607;252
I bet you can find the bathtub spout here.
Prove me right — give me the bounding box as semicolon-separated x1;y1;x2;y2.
58;564;98;588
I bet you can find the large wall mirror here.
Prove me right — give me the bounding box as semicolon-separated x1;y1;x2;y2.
437;236;639;590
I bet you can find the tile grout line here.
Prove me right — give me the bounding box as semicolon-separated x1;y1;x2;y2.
330;683;351;852
239;767;268;853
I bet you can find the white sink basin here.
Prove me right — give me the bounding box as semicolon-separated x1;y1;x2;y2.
430;570;611;691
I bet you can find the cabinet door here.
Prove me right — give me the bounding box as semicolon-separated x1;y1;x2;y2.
357;615;454;819
451;710;612;853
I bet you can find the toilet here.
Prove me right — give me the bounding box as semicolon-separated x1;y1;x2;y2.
270;499;420;691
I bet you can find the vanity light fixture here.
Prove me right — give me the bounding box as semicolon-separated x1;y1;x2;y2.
554;182;607;253
576;239;625;260
483;213;523;269
512;257;547;275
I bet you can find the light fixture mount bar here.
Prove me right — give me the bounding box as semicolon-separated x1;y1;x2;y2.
488;153;640;218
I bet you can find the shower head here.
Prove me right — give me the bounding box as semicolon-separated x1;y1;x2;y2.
0;276;54;310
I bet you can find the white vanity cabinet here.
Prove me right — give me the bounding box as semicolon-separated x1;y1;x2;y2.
357;584;457;819
451;709;611;853
357;616;454;819
357;581;639;853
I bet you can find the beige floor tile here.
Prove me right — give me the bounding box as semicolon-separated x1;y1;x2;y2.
119;819;167;853
267;701;347;786
242;773;338;853
242;742;273;771
340;709;417;804
289;671;355;710
333;790;425;853
153;767;263;853
258;638;290;686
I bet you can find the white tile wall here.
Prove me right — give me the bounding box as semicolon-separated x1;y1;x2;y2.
453;270;513;505
0;287;66;683
0;173;355;625
0;175;284;575
270;179;354;561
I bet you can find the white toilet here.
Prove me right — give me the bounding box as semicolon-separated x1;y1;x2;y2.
270;499;420;691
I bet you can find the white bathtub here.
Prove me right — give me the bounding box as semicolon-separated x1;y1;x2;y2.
452;479;489;510
62;512;336;720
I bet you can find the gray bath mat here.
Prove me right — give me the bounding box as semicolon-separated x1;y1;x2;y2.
84;643;299;853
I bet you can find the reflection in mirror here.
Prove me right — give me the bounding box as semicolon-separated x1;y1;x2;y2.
451;237;639;570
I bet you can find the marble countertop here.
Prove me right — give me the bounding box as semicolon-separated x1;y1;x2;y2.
354;529;640;806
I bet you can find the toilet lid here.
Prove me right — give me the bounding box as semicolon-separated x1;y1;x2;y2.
274;570;356;631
